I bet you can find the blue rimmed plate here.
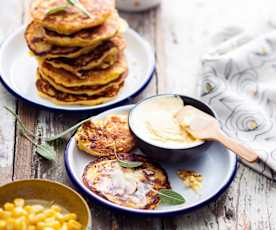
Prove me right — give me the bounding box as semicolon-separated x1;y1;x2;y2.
64;105;237;216
0;26;155;112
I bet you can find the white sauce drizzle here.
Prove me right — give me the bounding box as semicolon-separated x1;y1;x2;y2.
96;162;152;207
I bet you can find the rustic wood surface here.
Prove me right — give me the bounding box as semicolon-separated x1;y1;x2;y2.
0;0;276;229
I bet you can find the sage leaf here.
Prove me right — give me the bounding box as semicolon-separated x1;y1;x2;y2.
5;106;57;161
118;160;143;168
66;0;92;18
4;106;36;138
112;142;143;168
157;189;185;205
35;143;56;161
44;117;92;142
46;4;68;16
20;131;57;161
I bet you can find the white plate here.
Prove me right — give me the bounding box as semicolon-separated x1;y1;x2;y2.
64;105;237;216
0;26;155;112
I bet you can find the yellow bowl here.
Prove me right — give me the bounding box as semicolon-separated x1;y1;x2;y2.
0;179;91;229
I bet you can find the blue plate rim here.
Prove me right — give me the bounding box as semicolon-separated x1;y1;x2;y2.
64;104;238;216
0;26;155;113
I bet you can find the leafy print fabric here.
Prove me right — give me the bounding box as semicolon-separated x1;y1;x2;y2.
199;32;276;179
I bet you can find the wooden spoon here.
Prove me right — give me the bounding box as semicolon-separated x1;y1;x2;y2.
175;105;258;163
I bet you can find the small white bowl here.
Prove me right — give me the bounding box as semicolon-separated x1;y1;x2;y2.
116;0;161;12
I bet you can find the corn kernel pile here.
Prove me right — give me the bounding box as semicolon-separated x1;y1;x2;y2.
0;198;82;230
177;169;203;191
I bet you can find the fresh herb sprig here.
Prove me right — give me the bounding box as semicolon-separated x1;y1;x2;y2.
155;189;185;205
4;106;36;138
46;0;92;18
5;106;56;160
46;4;68;16
44;117;92;142
113;142;143;168
67;0;93;18
5;106;92;160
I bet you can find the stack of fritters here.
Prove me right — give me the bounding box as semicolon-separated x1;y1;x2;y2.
25;0;128;105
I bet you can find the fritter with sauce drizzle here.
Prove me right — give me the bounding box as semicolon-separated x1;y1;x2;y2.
82;153;170;209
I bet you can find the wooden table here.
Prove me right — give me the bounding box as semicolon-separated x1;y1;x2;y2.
1;0;276;229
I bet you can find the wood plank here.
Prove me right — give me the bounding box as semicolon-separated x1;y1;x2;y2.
0;0;26;184
0;94;15;184
113;214;162;230
13;103;38;180
154;5;168;95
121;10;158;102
13;0;38;181
231;165;276;230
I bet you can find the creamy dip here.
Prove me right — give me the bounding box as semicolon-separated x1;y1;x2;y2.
130;96;203;149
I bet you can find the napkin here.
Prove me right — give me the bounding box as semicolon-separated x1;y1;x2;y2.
199;32;276;180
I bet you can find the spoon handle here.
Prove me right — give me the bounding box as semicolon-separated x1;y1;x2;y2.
214;132;259;163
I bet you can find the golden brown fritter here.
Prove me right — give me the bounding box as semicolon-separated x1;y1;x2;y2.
43;13;123;47
25;22;99;59
39;53;127;85
36;77;124;105
45;36;126;76
82;153;170;209
31;0;115;35
38;69;127;95
75;114;135;157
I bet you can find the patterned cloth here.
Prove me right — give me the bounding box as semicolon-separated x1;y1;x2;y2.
199;32;276;180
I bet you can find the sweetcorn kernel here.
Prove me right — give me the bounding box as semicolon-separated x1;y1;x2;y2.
5;218;15;229
0;220;6;230
34;213;47;222
51;205;62;213
61;223;69;230
0;209;12;219
68;219;82;230
24;205;34;213
55;212;64;222
14;217;27;230
36;222;46;229
12;207;28;218
44;220;61;228
14;198;25;207
44;209;57;218
44;217;56;223
28;213;36;224
32;205;45;213
4;203;14;211
61;213;77;222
